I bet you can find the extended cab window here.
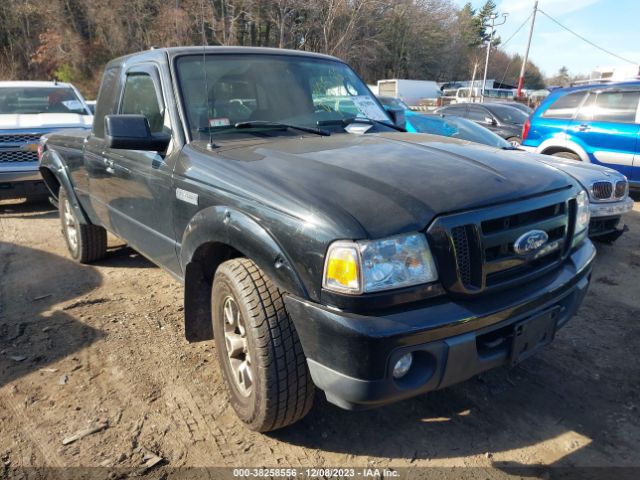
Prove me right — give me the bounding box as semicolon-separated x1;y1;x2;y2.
542;92;586;119
576;90;640;123
120;73;164;133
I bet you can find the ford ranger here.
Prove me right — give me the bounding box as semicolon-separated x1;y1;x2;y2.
39;47;595;432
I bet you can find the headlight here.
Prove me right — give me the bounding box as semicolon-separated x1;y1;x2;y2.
575;190;590;236
323;233;438;294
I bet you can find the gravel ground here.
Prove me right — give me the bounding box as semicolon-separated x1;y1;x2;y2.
1;196;639;479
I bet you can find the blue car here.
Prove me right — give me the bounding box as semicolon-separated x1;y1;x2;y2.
520;82;640;189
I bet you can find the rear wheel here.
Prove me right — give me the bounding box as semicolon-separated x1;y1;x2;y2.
551;151;581;161
212;258;314;432
59;187;107;263
506;136;522;146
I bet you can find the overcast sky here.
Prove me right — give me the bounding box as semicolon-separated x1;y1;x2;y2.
454;0;640;77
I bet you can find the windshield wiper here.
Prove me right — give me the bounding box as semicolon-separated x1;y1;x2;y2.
318;117;404;132
234;121;330;136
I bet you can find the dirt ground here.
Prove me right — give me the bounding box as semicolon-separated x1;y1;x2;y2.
1;196;639;479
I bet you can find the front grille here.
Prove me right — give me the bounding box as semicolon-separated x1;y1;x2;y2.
592;181;613;200
614;180;627;198
451;226;472;287
0;150;38;162
427;189;575;296
0;134;41;144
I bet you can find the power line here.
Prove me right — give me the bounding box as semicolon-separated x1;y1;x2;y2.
500;12;532;49
538;9;638;65
493;13;532;86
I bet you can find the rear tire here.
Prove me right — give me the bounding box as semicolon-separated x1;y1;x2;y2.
506;136;522;146
59;187;107;263
212;258;314;432
551;151;581;161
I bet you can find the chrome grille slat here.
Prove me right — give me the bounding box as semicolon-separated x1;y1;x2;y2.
614;180;627;198
592;181;613;200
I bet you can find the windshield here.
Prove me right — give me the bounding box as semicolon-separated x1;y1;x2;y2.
409;114;511;148
486;104;529;124
175;54;390;139
0;86;87;115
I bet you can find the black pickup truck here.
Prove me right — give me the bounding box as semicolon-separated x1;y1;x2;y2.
39;47;595;432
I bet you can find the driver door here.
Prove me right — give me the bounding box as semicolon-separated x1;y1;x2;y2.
100;64;181;274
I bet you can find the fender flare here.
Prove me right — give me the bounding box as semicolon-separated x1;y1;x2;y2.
180;206;308;342
537;138;590;163
39;149;91;224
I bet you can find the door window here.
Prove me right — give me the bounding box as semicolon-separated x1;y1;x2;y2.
542;92;587;119
120;73;164;133
577;90;640;123
467;107;489;122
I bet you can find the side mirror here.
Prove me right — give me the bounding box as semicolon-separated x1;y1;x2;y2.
484;116;497;125
386;106;406;128
105;114;170;151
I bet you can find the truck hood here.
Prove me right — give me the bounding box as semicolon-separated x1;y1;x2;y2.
193;132;575;238
0;113;92;130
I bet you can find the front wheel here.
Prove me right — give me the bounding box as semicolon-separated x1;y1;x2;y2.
212;258;314;432
506;136;522;146
59;187;107;263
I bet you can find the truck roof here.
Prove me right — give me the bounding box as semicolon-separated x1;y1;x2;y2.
0;81;75;88
106;46;344;69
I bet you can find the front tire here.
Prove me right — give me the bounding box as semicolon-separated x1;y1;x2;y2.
59;187;107;263
212;258;314;432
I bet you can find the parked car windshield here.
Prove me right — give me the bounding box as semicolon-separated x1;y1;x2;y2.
175;54;391;139
411;114;511;148
0;86;87;115
485;104;529;124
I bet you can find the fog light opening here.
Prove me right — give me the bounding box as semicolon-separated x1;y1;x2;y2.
393;353;413;379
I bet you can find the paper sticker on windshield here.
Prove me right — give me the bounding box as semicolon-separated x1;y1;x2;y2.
209;117;230;127
62;100;84;111
351;96;389;122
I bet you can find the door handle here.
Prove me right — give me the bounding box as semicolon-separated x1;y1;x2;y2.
103;157;115;174
578;124;591;131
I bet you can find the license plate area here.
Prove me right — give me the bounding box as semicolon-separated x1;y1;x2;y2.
510;307;561;365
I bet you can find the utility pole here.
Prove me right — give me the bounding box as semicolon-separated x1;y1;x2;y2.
517;1;539;97
469;62;478;102
481;13;508;103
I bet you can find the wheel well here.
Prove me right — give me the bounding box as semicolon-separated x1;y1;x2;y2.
183;242;243;342
39;167;61;199
541;146;578;157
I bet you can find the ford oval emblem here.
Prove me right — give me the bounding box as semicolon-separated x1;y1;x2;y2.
513;230;549;256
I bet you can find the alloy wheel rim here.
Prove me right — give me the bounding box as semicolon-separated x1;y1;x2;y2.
63;198;78;253
222;296;253;397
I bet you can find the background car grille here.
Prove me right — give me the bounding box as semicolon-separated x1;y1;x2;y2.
614;180;627;198
591;181;613;200
0;150;39;162
0;134;41;144
427;189;574;296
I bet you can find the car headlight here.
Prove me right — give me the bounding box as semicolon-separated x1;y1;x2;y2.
323;233;438;294
575;190;590;236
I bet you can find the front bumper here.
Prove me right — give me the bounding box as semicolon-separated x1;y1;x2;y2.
588;197;634;239
0;167;47;199
590;197;634;218
285;240;595;410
